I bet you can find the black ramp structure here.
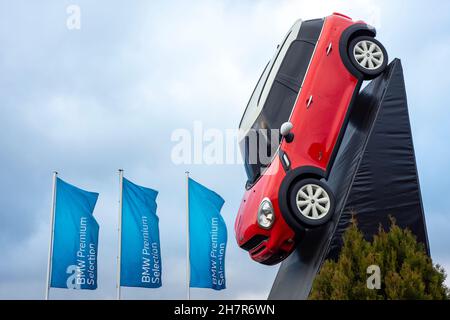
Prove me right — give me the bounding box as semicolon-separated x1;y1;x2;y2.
269;59;429;300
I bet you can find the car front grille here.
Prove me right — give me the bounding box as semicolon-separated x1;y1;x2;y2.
240;234;268;251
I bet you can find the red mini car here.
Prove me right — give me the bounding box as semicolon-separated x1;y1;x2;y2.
235;13;388;265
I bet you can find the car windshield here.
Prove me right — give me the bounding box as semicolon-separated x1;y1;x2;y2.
238;19;315;185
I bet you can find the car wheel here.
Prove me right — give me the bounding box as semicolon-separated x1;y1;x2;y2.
348;36;388;80
289;178;335;228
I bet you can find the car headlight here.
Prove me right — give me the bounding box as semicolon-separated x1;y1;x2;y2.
257;198;275;229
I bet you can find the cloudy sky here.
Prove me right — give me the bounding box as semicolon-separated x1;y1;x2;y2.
1;0;449;299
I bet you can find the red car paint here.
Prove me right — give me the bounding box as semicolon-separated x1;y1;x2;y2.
235;13;367;265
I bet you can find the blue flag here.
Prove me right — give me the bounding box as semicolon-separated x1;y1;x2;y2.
50;178;99;290
188;178;227;290
120;178;162;288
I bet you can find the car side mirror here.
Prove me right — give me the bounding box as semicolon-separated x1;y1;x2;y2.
280;122;294;143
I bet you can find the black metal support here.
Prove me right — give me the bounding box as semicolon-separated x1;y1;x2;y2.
269;59;429;300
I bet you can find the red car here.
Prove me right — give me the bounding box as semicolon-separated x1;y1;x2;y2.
235;13;388;265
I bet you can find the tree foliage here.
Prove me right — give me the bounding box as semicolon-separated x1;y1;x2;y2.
309;218;449;300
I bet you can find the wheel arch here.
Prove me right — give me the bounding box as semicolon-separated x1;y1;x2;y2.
278;166;326;232
339;23;377;79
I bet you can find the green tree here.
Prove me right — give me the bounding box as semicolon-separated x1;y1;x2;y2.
309;218;449;300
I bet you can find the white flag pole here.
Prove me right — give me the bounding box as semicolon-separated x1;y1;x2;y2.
116;169;124;300
186;171;191;300
45;171;58;300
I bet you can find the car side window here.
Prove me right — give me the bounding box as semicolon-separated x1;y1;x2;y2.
261;82;297;133
277;40;315;88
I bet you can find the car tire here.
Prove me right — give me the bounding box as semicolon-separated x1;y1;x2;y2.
348;36;388;80
288;178;335;228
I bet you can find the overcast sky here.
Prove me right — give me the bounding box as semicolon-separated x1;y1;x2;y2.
1;0;449;299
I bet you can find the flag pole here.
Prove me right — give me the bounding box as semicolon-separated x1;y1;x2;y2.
116;169;124;300
186;171;191;300
45;171;58;300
